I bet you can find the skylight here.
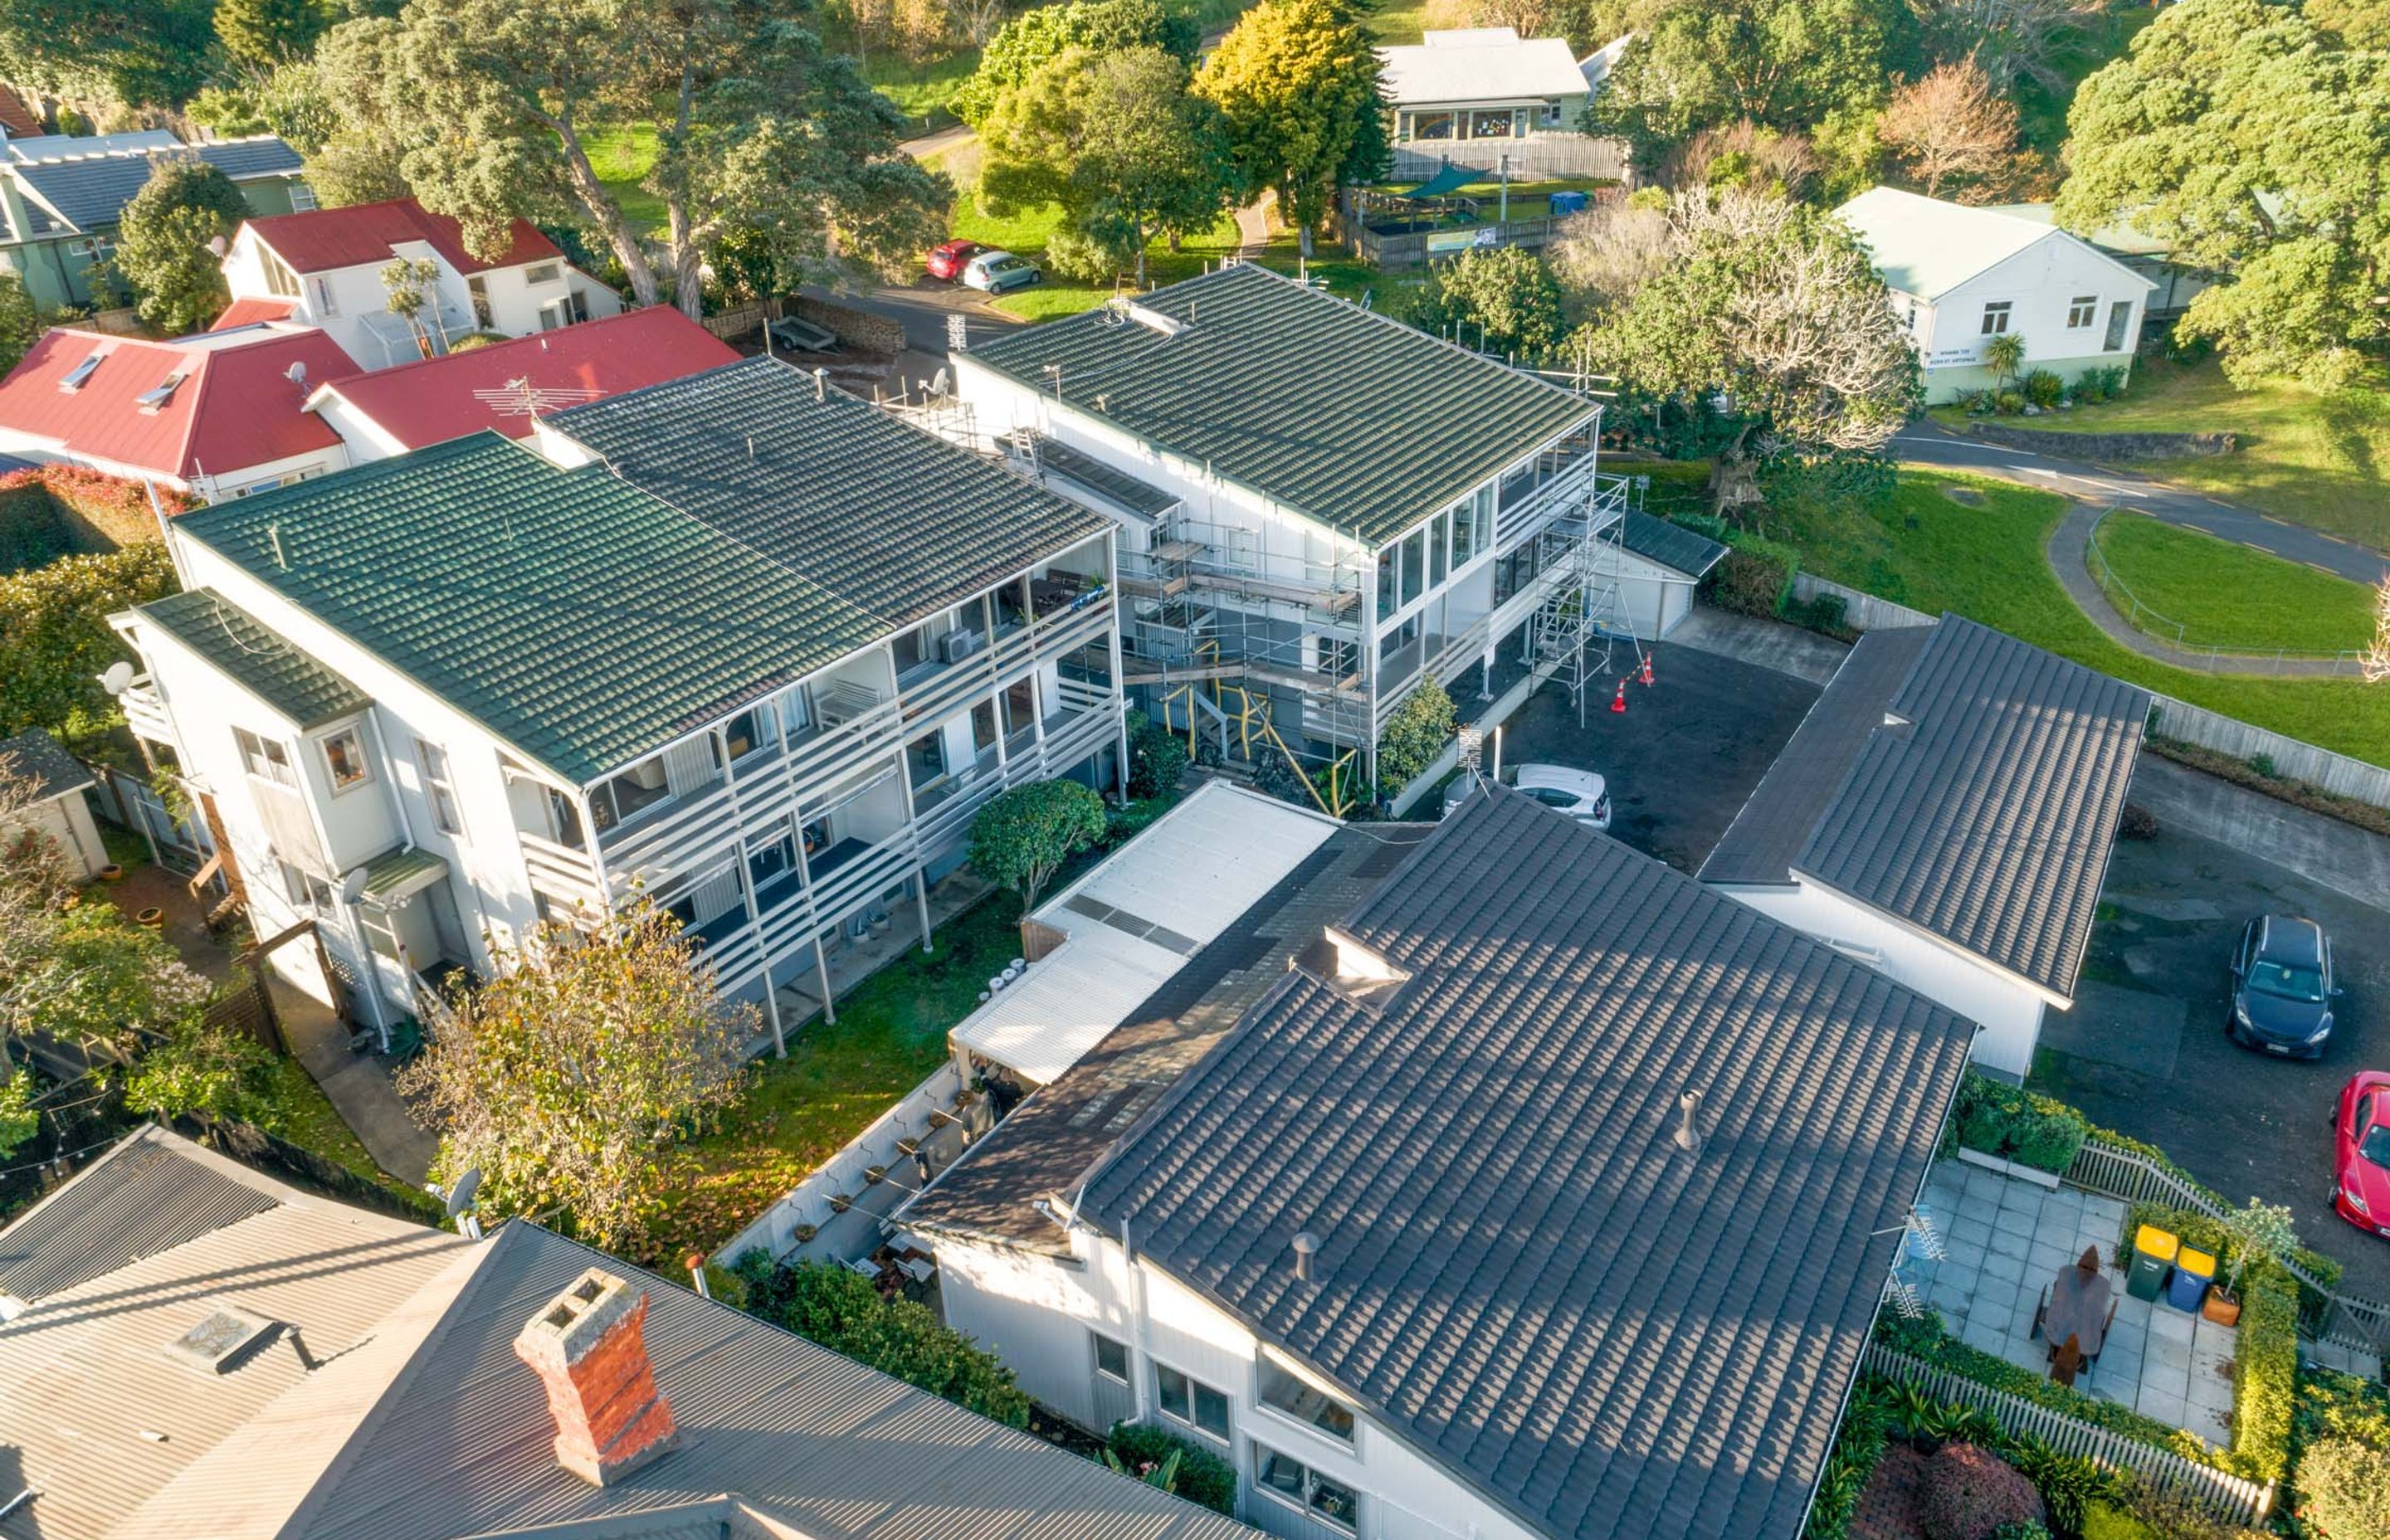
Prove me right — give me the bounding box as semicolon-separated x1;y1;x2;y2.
56;352;102;391
134;372;188;412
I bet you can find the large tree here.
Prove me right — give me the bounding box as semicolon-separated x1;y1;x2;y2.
1195;0;1388;258
2060;0;2390;391
398;899;754;1250
0;0;214;108
317;0;949;316
951;0;1195;124
968;779;1106;919
1878;60;2018;199
1406;245;1568;359
978;45;1235;285
1586;188;1919;516
215;0;331;66
113;158;250;334
1590;0;1902;160
1909;0;2106;93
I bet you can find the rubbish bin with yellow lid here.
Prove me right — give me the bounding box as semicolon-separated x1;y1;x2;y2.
2168;1244;2217;1312
2127;1224;2176;1302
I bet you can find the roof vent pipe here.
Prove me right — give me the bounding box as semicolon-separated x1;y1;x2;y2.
1291;1231;1319;1282
812;367;827;402
1673;1091;1705;1157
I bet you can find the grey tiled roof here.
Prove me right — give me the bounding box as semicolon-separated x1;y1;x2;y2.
552;357;1110;633
1079;787;1977;1540
1699;626;1930;888
136;587;373;729
1619;510;1727;577
1710;615;2148;997
1026;435;1183;519
284;1223;1261;1540
12;139;300;231
901;824;1427;1250
0;726;93;802
965;263;1598;548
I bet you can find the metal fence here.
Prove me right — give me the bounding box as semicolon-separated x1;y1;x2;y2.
2084;507;2368;677
2061;1137;2390;1358
1861;1342;2275;1525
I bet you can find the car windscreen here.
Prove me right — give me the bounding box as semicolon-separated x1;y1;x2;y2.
2363;1123;2390;1171
2247;960;2325;1002
1529;787;1580;808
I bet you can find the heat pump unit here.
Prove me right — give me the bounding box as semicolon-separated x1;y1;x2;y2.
939;629;984;665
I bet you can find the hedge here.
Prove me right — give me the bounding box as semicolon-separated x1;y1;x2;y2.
2230;1263;2300;1483
1107;1421;1237;1515
1873;1313;2223;1469
1705;534;1800;618
2118;1198;2340;1318
1951;1075;2090;1173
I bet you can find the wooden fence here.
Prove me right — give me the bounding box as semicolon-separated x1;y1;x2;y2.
1388;136;1628;181
2061;1137;2390;1358
200;964;285;1057
1861;1342;2275;1525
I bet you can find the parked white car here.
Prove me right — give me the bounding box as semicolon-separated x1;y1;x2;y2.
1442;764;1612;831
960;249;1042;295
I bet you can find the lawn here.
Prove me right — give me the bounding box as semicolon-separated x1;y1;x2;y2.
863;47;982;123
927;140;1246;320
2089;509;2378;655
1368;0;1428;45
1931;356;2390;553
639;894;1028;1266
267;1058;393;1187
1764;469;2390;767
580;124;668;237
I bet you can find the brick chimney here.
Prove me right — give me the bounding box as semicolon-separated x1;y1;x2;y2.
513;1267;680;1485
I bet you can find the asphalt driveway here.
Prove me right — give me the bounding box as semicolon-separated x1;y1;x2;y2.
1488;637;1820;874
2035;791;2390;1299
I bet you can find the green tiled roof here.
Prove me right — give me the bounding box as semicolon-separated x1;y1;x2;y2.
169;434;884;784
966;262;1599;549
357;842;448;904
138;588;372;729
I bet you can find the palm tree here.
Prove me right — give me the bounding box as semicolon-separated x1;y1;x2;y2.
1981;330;2028;392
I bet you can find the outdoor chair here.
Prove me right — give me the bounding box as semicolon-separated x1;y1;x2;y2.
2032;1283;2119;1383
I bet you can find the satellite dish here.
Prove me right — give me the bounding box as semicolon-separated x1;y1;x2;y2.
443;1167;482;1218
929;367;949;395
337;868;368;905
207;235;227;258
285;361;307;387
99;660;134;696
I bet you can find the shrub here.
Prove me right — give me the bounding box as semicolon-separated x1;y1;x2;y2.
1779;590;1849;636
1993;390;2026;415
730;1254;1032;1428
1375;678;1456;791
2105;1480;2267;1540
2296;1367;2390;1455
968;780;1109;919
1107;1421;1237;1514
1804;1379;1895;1540
1124;709;1188;801
1951;1073;2090;1172
1919;1442;2046;1540
2229;1262;2299;1481
1707;536;1799;618
2296;1437;2390;1540
0;540;178;745
2021;369;2065;408
1990;1523;2051;1540
2119;802;2158;841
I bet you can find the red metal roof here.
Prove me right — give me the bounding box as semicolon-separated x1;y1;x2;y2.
0;326;357;481
310;308;740;451
0;88;41;139
211;296;298;330
242;197;563;275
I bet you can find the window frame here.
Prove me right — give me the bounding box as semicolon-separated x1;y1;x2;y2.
235;726;299;790
415;739;465;836
2066;294;2098;329
1251;1443;1361;1533
310;274;339;317
1256;1356;1358;1444
319;725;374;795
1979;300;2012;336
1091;1330;1130;1384
1153;1362;1232;1442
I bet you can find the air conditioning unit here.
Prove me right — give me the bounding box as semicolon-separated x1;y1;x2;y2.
939;628;985;665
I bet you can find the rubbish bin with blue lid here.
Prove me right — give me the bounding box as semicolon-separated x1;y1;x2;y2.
2168;1245;2217;1312
2127;1224;2176;1302
1549;190;1589;216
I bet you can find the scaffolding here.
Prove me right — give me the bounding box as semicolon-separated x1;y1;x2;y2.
1527;475;1640;725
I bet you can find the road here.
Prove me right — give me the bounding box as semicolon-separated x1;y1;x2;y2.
802;280;1021;389
1895;418;2390;587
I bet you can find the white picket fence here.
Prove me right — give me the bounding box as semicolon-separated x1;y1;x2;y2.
1861;1343;2274;1524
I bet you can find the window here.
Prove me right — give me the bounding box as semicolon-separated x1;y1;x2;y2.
1451;494;1481;568
1429;509;1451;588
1258;1358;1356;1442
278;859;333;910
972;700;997;754
906;729;946;788
1091;1331;1129;1383
724;704;776;761
1154;1364;1230;1440
236;727;298;788
1375;551;1397;619
523;261;563;286
1398;528;1426;606
2066;295;2098;329
415;740;464;836
1255;1445;1360;1532
1978;300;2012;335
287;184;317;212
57;351;102;391
264;253;300;297
2104;300;2134;352
593;754;671;831
310;275;339;317
1467;109;1517;139
892;623;930;675
1408;110;1455;141
320;727;373;792
467;275;493;329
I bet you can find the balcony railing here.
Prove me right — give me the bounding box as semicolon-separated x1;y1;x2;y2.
1494;446;1602;553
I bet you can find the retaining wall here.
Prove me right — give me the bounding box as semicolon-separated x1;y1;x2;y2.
1787;572;1938;632
2149;694;2390;811
1962;422;2237;459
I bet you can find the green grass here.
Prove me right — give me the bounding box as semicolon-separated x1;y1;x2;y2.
1768;469;2390;767
2090;510;2378;654
928;140;1247;320
580;124;669;237
639;894;1027;1266
863;48;982;123
266;1058;393;1187
1931;356;2390;553
1368;0;1428;45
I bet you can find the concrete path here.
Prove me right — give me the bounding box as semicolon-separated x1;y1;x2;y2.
277;978;440;1185
1234;193;1272;261
899;123;973;163
2128;752;2390;914
1668;603;1851;686
2046;500;2363;678
1897;418;2390;585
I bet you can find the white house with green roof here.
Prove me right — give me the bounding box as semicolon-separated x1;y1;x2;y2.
949;261;1637;790
1835;186;2156;403
109;359;1127;1045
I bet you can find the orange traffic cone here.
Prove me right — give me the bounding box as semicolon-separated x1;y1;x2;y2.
1638;654;1655;686
1610;678;1627;714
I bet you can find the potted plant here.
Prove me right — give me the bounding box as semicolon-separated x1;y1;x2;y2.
2208;1198;2298;1326
791;1222;818;1244
96;862;123;882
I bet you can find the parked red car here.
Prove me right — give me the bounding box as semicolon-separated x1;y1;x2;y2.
2334;1070;2390;1239
926;239;984;282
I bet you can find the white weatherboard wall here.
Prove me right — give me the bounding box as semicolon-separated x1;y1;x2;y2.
1716;880;2036;1076
929;1228;1545;1540
1607;549;1697;640
1900;231;2151;403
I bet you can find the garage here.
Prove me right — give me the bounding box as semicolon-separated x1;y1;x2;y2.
1608;511;1726;641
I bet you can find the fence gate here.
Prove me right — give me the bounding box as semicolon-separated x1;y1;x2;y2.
202;964;285;1056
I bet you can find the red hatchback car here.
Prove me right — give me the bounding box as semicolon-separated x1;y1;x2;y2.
926;239;984;282
2334;1071;2390;1239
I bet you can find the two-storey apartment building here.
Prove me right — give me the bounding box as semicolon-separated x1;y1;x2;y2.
110;357;1125;1049
948;262;1636;789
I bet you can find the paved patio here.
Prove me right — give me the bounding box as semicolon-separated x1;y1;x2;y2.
1919;1157;2238;1445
